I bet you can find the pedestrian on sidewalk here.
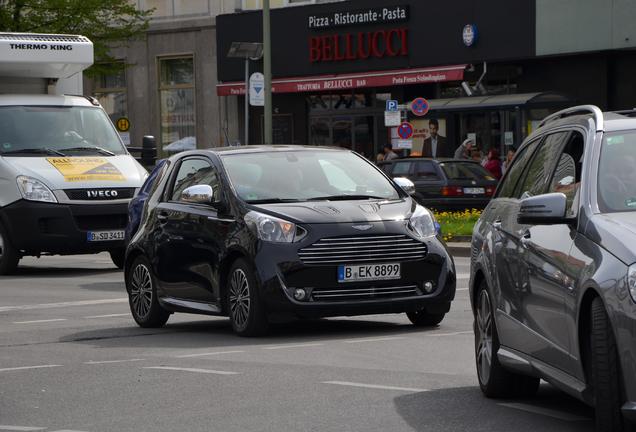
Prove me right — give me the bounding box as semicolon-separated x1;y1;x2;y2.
484;148;502;180
454;138;474;159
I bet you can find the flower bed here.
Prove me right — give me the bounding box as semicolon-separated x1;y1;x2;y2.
434;209;482;242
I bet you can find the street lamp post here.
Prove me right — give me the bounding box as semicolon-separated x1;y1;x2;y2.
263;0;272;144
227;42;263;146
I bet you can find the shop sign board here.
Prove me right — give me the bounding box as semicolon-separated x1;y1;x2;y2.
384;110;401;127
308;5;409;30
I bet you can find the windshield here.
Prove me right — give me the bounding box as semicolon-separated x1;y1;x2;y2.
440;162;495;181
221;150;401;203
598;131;636;212
0;106;126;156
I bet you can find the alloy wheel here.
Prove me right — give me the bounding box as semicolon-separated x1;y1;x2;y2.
130;263;153;319
476;289;494;385
229;268;251;329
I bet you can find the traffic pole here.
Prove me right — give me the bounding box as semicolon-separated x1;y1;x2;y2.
263;0;272;144
244;57;249;146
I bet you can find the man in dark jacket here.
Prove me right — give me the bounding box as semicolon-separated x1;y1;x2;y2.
422;119;452;158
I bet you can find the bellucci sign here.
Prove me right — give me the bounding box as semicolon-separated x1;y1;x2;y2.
308;5;409;64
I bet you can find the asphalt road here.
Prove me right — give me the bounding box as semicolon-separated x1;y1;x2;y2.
0;254;594;432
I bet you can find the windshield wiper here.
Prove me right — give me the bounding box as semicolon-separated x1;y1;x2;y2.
307;194;385;201
60;146;115;156
0;148;66;156
246;198;302;204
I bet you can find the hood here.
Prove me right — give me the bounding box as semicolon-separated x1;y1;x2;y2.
0;155;147;190
253;198;414;224
586;212;636;265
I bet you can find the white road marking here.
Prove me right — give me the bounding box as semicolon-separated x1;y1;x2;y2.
0;298;127;312
427;331;473;337
323;381;427;393
262;343;323;350
175;350;245;358
84;313;129;319
84;359;145;365
344;336;405;344
457;288;469;291
143;366;239;375
498;403;590;422
0;426;45;431
12;319;67;324
0;365;62;372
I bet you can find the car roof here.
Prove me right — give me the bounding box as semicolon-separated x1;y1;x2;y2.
533;110;636;136
385;158;481;164
0;94;97;107
174;145;349;158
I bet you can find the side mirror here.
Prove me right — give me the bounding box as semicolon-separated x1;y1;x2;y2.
518;192;567;225
394;177;416;196
141;135;157;166
181;184;214;204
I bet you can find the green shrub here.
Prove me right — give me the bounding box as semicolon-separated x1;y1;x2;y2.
434;209;482;242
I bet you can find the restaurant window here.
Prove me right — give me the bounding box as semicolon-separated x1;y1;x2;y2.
93;64;128;145
159;56;196;154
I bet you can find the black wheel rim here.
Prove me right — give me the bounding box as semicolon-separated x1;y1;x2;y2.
130;263;153;319
229;268;250;329
476;289;493;385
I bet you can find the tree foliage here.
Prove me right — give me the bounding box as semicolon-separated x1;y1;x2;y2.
0;0;153;76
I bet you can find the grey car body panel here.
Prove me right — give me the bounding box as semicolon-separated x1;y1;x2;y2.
470;108;636;422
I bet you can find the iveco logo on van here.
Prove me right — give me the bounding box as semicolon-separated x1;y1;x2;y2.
87;190;118;198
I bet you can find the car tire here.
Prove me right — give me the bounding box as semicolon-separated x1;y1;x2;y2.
227;258;268;337
126;255;170;328
590;297;628;432
109;249;125;270
475;280;540;398
406;309;445;327
0;223;19;275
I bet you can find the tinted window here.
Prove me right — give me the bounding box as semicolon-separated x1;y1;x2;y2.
391;161;413;176
170;158;219;202
515;132;569;199
549;132;584;217
414;161;440;180
598;131;636;212
497;140;538;198
221;150;400;202
440;162;493;181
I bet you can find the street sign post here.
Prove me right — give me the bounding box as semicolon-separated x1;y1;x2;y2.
386;99;399;112
249;72;265;106
397;122;414;140
410;97;430;116
384;111;401;127
395;139;413;149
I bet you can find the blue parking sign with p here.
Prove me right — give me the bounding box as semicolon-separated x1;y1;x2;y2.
386;100;399;112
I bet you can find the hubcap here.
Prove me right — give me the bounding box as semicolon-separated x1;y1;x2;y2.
229;269;250;329
476;289;493;384
130;264;153;319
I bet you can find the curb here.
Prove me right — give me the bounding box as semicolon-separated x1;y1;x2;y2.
446;242;471;258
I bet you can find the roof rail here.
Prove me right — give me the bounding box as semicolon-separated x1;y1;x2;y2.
538;105;604;132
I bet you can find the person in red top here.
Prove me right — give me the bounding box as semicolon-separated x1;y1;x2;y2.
484;148;502;180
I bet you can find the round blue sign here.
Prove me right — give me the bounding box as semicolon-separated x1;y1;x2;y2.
410;97;430;117
463;24;478;47
397;122;414;140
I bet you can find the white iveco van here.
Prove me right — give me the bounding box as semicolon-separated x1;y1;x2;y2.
0;33;148;274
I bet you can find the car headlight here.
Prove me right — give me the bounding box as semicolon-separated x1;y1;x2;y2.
245;211;298;243
628;264;636;303
16;176;57;203
409;205;437;239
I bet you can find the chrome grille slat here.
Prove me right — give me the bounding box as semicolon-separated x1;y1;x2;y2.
299;234;427;265
312;285;419;301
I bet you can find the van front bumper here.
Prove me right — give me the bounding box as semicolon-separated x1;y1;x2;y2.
0;200;128;256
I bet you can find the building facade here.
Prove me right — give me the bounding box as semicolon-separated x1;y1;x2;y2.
216;0;636;159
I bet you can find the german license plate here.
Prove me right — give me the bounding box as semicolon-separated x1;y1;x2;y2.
338;263;401;283
87;230;125;242
463;187;485;194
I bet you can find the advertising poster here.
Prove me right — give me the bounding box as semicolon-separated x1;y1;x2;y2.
407;118;447;157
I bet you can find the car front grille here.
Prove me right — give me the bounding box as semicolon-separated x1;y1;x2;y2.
312;284;419;302
65;188;136;201
298;234;427;265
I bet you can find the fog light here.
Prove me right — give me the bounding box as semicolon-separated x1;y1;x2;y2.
423;282;434;293
294;288;307;301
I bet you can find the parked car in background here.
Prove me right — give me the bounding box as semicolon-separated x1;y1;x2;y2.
125;146;456;336
378;158;498;211
470;105;636;432
125;159;169;244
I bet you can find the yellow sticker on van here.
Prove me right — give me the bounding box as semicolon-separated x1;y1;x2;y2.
47;157;126;182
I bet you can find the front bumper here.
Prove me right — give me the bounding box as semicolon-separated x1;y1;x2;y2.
252;221;456;319
0;200;128;256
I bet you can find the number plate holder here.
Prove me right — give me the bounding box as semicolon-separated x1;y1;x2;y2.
87;230;125;242
337;263;401;283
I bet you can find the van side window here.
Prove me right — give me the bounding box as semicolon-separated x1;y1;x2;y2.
549;131;585;217
514;132;569;199
496;140;538;198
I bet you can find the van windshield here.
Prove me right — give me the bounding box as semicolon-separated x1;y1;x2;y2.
0;106;126;156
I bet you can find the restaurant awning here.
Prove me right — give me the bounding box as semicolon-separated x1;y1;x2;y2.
216;64;467;96
428;92;571;111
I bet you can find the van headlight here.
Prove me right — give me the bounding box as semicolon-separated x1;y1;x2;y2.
409;205;437;239
245;211;299;243
628;264;636;303
16;176;57;203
